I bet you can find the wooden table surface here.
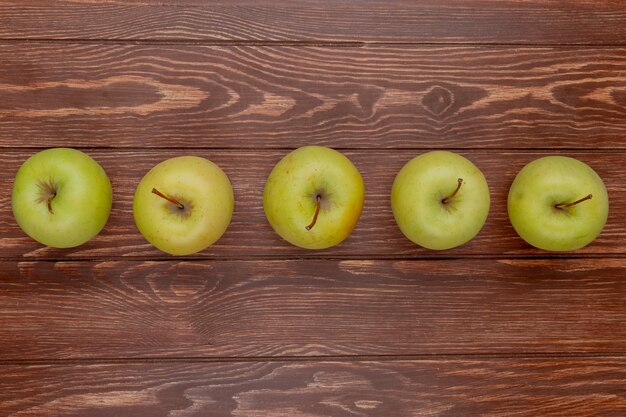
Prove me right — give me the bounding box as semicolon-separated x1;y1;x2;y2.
1;1;626;416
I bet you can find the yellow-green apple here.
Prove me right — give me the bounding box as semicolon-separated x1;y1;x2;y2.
391;151;490;250
12;148;112;248
263;146;364;249
508;155;609;251
133;156;234;255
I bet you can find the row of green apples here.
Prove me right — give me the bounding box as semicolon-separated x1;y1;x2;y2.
11;147;608;255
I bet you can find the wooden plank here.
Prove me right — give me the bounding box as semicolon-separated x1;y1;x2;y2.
2;358;626;416
1;45;626;150
1;259;625;359
0;150;623;259
2;0;626;45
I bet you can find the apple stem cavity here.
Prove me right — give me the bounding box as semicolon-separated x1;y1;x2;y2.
555;194;593;210
152;187;184;210
305;195;322;231
37;179;58;214
442;178;464;205
47;192;56;214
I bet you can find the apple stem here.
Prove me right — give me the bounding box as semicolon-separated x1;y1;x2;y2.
305;195;322;231
555;194;593;209
442;178;464;204
47;192;56;214
152;187;184;210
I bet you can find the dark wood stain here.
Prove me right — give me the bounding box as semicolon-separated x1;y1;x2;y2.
2;2;626;415
2;0;626;45
0;45;626;149
0;259;625;359
2;358;626;416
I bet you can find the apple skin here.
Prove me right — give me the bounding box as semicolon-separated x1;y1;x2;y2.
508;156;609;251
391;151;490;250
12;148;112;248
133;156;234;256
263;146;365;250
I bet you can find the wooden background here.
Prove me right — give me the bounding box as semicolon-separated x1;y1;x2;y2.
1;1;626;415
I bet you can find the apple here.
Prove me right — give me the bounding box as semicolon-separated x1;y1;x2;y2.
508;155;609;251
391;151;490;250
133;156;234;255
263;146;365;249
12;148;112;248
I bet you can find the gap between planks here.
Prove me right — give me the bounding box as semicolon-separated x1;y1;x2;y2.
2;148;626;153
2;352;626;366
5;39;626;48
4;254;626;263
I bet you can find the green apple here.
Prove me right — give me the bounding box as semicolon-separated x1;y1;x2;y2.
391;151;490;250
263;146;365;249
133;156;234;255
12;148;112;248
508;156;609;251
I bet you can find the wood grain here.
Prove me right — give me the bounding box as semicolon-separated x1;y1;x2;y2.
2;44;626;149
3;3;626;414
1;259;625;359
2;0;626;45
3;358;626;416
0;150;623;259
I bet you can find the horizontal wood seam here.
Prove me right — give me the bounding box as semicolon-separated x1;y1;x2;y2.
3;352;626;366
2;148;626;153
5;39;626;48
4;255;626;263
